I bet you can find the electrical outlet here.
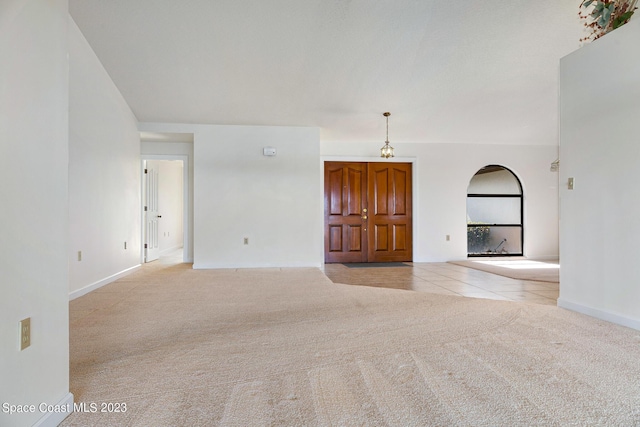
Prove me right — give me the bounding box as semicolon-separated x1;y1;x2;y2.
243;237;249;245
78;251;82;261
20;318;31;350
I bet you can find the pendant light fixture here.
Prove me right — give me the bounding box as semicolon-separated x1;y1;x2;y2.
380;112;394;159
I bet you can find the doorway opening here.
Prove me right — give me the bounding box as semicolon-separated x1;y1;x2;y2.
467;165;523;257
141;156;189;263
324;161;413;263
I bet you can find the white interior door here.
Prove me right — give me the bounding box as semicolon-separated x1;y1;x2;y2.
145;160;160;262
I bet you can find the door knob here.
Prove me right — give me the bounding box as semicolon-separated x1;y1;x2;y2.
363;208;368;213
362;215;368;220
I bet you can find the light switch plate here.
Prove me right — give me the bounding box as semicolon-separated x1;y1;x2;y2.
568;177;574;190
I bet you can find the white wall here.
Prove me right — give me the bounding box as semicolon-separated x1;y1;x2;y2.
0;1;73;426
194;125;322;268
158;160;184;254
322;142;559;261
68;17;141;298
559;19;640;330
137;125;557;265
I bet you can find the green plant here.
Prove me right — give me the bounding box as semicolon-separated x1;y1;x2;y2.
580;0;638;42
467;223;490;253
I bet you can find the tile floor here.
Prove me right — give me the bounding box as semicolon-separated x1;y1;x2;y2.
159;249;558;306
322;262;559;306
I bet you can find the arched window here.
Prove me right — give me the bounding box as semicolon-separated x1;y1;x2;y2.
467;165;523;256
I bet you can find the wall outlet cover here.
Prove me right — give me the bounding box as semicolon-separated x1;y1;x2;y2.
20;318;31;350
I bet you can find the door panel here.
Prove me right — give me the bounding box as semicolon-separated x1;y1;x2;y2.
374;224;389;251
373;168;389;215
396;224;408;250
144;160;160;263
368;162;413;262
324;161;412;263
324;162;368;263
348;225;363;252
393;168;408;215
328;225;342;252
347;167;365;215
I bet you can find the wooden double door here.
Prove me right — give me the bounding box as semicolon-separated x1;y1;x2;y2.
324;162;413;263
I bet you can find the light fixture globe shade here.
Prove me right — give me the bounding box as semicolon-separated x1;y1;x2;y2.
380;142;394;158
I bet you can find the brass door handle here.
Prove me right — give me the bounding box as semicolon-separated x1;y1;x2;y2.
362;215;368;220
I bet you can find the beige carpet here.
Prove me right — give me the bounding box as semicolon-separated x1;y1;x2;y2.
448;259;560;283
62;263;640;426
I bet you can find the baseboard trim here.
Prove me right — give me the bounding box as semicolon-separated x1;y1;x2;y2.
69;264;141;301
32;392;74;427
159;245;183;256
192;263;322;270
558;298;640;331
529;255;560;261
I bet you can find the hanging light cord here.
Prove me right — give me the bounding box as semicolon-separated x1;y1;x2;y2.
386;115;389;143
384;112;390;144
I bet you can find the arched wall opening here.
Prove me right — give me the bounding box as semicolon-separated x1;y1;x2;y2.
467;165;523;257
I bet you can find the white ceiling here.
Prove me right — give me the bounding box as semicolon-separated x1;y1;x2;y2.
69;0;584;145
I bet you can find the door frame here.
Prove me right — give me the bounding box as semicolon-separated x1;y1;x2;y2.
140;155;190;263
320;155;418;263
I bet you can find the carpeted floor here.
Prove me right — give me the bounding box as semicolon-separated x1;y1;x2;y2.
62;262;640;426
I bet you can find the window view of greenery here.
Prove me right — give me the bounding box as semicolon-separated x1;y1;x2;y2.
467;166;523;256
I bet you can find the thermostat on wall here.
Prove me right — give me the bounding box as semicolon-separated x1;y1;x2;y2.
263;147;277;156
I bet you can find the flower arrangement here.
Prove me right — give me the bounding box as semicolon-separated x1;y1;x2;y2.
579;0;638;42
